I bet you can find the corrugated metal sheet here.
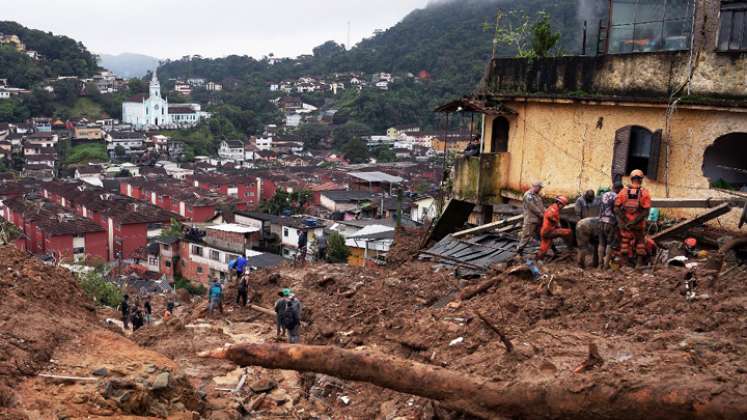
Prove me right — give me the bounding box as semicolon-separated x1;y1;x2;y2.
421;232;530;271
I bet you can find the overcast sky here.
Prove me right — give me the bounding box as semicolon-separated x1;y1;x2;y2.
3;0;431;59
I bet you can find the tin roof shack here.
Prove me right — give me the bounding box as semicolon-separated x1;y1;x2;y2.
347;171;404;193
2;196;107;263
41;181;178;261
448;0;747;228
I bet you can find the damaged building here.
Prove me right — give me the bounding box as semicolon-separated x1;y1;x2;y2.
448;0;747;228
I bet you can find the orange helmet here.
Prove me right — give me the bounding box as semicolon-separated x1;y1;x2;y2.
630;169;645;179
684;237;697;248
556;196;569;206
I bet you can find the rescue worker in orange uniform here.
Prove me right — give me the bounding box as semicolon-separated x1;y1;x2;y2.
537;196;572;259
614;169;652;267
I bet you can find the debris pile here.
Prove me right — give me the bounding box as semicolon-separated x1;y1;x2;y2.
0;246;203;419
3;237;747;418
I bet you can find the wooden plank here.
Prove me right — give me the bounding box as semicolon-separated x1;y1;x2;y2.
650;198;743;208
651;203;732;242
38;374;99;382
452;215;523;238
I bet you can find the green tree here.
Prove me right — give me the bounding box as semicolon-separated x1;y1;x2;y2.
373;145;396;163
332;121;372;149
128;78;147;95
53;78;82;106
326;231;350;263
342;137;370;164
78;271;123;308
259;189;312;215
530;12;561;57
297;122;331;149
162;218;184;237
114;145;126;159
313;40;346;57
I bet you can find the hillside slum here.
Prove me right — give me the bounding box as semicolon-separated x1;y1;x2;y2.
0;210;746;420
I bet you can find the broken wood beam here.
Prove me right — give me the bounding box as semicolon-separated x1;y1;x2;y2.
650;198;743;209
452;215;523;238
249;304;276;318
201;342;747;419
652;203;732;242
38;374;99;383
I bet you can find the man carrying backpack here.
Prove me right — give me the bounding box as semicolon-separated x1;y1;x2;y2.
208;279;224;317
278;288;302;343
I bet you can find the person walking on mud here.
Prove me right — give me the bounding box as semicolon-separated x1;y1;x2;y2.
208;279;224;317
274;290;288;338
236;273;249;307
120;294;130;330
144;297;153;325
279;289;302;344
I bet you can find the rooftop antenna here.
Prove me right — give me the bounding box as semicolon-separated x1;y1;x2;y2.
347;21;351;50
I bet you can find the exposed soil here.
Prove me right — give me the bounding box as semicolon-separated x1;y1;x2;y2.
2;241;747;419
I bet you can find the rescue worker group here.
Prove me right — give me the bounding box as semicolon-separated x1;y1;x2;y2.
518;168;664;270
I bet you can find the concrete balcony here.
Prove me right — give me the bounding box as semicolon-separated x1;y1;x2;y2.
452;153;510;205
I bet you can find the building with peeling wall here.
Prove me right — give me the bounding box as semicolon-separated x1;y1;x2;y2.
450;0;747;228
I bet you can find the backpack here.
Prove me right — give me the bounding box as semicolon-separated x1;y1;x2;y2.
281;299;299;329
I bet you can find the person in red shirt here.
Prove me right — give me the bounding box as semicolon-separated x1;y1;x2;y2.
614;169;652;267
537;196;572;259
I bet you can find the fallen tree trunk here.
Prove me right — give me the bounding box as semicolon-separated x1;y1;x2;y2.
201;343;747;419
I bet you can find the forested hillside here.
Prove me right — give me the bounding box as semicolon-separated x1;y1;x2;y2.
0;21;99;87
157;0;581;132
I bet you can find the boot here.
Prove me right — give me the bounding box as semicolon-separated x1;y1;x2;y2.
602;246;612;270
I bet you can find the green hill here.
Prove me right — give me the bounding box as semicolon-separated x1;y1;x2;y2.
157;0;581;133
0;21;99;88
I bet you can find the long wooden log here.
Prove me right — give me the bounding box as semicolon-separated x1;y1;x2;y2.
201;343;747;419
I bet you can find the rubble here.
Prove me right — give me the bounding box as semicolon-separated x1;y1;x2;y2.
2;229;747;418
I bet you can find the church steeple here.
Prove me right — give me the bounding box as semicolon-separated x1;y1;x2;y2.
149;68;161;99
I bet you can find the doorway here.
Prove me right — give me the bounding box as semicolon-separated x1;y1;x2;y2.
491;117;509;153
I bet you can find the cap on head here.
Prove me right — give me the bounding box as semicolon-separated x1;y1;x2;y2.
282;288;292;297
684;237;697;248
556;196;569;206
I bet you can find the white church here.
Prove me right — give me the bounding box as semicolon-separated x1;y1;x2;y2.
122;70;210;130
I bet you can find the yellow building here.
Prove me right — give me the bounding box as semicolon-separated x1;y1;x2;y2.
73;127;104;140
449;0;747;229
